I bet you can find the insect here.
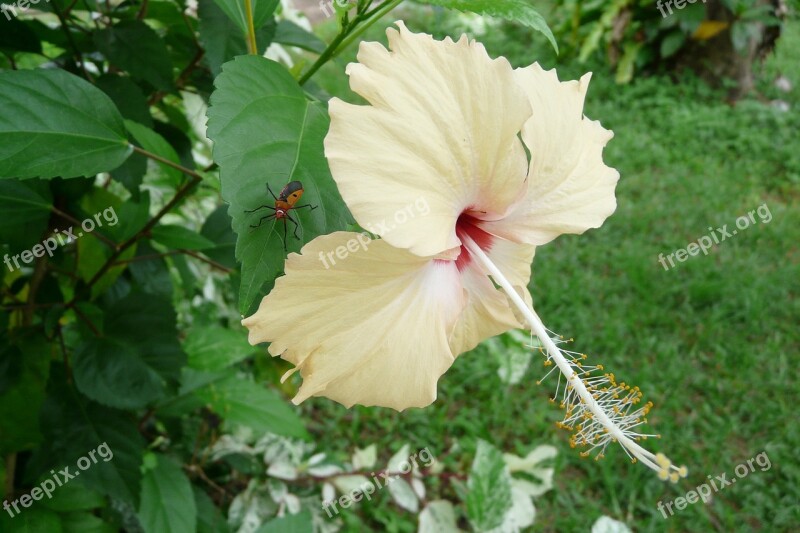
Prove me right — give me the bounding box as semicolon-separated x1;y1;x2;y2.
246;181;318;250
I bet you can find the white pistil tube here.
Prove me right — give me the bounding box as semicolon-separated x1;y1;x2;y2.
461;234;687;481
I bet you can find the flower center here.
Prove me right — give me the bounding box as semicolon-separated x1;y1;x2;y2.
455;212;494;272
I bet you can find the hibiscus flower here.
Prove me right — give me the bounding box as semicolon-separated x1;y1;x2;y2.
243;22;685;480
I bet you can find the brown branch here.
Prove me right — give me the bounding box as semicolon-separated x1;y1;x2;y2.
50;0;91;81
51;207;118;249
4;454;16;500
0;302;58;311
62;0;80;16
22;259;48;326
6;257;49;498
57;326;73;385
72;303;102;337
62;146;204;303
185;464;228;499
148;47;205;106
112;249;232;273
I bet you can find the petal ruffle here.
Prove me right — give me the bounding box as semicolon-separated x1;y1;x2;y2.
325;22;531;258
481;65;619;246
242;232;465;411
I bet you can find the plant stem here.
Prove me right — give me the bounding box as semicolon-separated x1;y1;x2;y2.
332;0;403;59
298;28;351;86
298;0;403;86
244;0;258;54
131;145;205;182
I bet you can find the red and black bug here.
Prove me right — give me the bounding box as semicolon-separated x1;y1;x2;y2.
246;181;318;250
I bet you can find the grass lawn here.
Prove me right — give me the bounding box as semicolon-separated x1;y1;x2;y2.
292;10;800;532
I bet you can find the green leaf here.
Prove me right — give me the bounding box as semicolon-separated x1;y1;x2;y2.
615;42;642;85
0;179;53;254
95;75;153;128
154;120;196;171
137;455;197;533
124;120;183;187
256;511;313;532
71;185;149;250
60;512;116;533
676;2;708;33
129;241;174;296
0;19;42;54
0;333;51;455
660;31;686;59
73;338;168;410
37;368;145;505
198;0;277;76
41;483;107;512
0;69;131;179
274;20;326;54
578;20;605;63
419;500;460;533
196;373;307;438
195;486;230;533
75;235;136;299
207;56;352;314
103;292;186;382
110;150;147;198
415;0;557;53
466;440;513;531
0;507;62;533
92;77;150;196
72;291;186;407
200;206;237;269
211;0;278;36
151;225;215;251
94;21;175;90
108;191;152;242
184;325;255;371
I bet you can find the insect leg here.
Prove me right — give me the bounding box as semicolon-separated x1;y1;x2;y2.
266;183;279;201
286;213;301;240
245;205;276;213
292;204;318;211
250;213;276;228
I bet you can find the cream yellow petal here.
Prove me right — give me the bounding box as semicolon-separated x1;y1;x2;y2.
448;238;536;356
325;22;531;258
242;232;465;411
482;65;619;246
